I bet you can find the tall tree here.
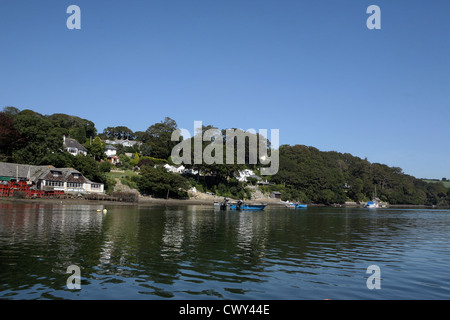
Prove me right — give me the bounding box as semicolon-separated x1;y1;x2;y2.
12;110;62;165
102;126;135;140
143;117;177;159
0;112;24;160
85;136;105;161
137;165;189;199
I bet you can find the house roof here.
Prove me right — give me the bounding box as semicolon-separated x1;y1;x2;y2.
41;167;86;183
64;137;88;152
105;145;116;150
0;162;101;185
0;162;52;181
104;139;141;146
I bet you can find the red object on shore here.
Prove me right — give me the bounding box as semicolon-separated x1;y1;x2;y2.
0;181;64;198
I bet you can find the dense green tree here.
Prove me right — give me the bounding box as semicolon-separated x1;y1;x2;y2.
71;154;107;185
0;112;24;160
47;113;97;141
12;110;62;165
2;106;20;118
137;165;190;199
85;136;105;161
143;117;178;159
102;126;135;140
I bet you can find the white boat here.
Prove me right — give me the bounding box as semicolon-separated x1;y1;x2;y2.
285;202;308;209
364;186;383;209
364;201;379;208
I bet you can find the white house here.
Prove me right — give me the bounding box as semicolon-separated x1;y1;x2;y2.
0;162;104;194
236;169;261;182
164;164;186;174
37;167;104;194
105;145;117;157
163;164;199;175
105;145;120;165
104;139;142;148
63;136;88;156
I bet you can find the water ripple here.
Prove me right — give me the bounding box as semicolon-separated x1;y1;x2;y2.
1;204;450;299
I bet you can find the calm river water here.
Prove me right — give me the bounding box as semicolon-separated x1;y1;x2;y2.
0;201;449;300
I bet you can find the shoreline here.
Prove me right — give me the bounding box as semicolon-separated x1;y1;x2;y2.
1;196;448;209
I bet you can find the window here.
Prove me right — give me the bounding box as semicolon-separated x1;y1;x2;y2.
67;182;82;188
47;181;64;187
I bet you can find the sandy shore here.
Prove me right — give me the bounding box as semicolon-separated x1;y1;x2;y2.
0;196;286;207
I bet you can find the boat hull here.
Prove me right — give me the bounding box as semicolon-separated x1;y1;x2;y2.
230;204;266;211
285;203;308;209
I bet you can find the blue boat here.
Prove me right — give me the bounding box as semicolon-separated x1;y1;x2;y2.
229;201;266;211
285;202;308;209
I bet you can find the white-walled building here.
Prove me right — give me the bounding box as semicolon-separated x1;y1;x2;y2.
105;145;120;165
0;162;104;194
63;136;88;156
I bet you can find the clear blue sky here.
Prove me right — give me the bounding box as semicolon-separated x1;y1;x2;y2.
1;0;449;179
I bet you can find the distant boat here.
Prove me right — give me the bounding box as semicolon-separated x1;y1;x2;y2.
363;186;383;209
214;198;229;210
285;202;307;209
229;201;266;211
364;201;379;209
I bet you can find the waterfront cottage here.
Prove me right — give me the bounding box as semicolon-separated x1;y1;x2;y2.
0;162;104;195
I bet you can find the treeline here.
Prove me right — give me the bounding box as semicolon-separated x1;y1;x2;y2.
271;145;450;206
1;106;449;205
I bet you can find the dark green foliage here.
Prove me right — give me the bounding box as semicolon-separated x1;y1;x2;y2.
0;111;24;160
71;155;107;185
102;126;135;140
137;165;190;199
11;110;64;165
141;117;178;159
47;113;97;142
271;144;450;206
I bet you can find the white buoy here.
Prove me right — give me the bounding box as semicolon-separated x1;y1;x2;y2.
103;209;107;213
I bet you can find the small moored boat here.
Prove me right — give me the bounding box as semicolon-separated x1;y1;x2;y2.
229;201;266;211
285;202;307;209
215;198;230;210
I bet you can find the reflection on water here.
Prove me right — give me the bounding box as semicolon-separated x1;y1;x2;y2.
1;202;450;299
